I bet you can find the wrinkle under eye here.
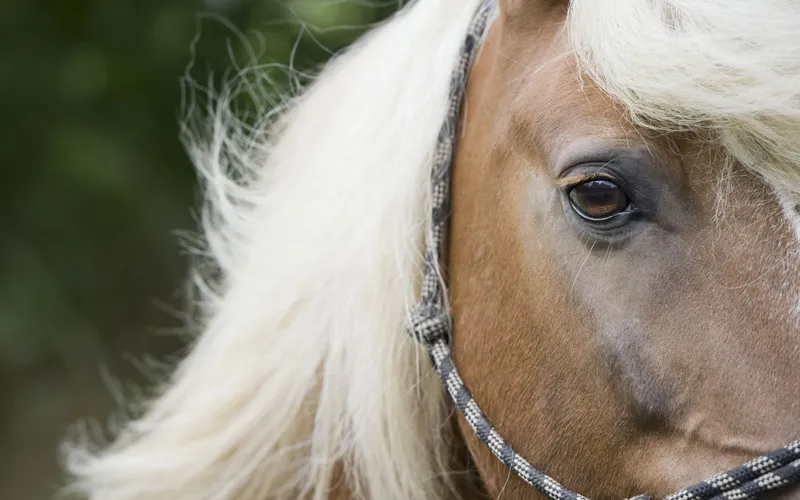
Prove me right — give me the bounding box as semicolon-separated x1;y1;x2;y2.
568;180;630;221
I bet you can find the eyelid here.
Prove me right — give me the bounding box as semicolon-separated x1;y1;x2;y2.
553;170;619;190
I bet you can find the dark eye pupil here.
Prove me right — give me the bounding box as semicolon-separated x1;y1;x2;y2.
568;180;629;220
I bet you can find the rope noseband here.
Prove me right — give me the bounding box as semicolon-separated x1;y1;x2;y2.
406;2;800;499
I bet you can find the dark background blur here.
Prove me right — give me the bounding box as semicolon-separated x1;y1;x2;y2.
1;1;397;498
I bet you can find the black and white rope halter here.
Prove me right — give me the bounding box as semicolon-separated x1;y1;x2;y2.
406;1;800;499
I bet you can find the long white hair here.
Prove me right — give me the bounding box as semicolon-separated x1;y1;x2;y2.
62;0;800;499
63;1;486;499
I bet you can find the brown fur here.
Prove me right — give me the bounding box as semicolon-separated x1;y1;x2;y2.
447;4;800;499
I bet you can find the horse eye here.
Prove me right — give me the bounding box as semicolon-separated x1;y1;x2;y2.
568;179;629;221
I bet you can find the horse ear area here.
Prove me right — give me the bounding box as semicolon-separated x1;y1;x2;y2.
497;0;570;34
499;0;569;17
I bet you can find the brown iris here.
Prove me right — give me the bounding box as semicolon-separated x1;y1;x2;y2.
568;179;629;220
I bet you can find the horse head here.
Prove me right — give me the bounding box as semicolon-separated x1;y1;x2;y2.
449;1;800;497
61;1;800;499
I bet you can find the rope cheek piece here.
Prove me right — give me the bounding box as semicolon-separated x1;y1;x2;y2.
405;2;800;499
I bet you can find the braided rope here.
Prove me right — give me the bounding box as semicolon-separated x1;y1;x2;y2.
429;338;589;500
405;1;800;499
667;442;800;500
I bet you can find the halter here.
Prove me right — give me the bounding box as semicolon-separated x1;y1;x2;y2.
406;2;800;499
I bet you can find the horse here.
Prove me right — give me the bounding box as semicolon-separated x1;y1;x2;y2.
61;0;800;499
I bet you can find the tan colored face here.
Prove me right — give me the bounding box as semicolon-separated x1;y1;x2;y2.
448;4;800;498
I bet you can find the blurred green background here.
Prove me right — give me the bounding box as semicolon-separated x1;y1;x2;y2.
0;1;397;498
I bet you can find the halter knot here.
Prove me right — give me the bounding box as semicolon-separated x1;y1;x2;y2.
406;305;452;346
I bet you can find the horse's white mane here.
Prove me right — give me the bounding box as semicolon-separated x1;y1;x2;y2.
62;1;800;499
63;1;486;498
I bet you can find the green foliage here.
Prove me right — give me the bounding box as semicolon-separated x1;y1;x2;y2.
0;1;396;497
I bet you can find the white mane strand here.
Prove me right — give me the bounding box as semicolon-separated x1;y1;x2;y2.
62;0;485;499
